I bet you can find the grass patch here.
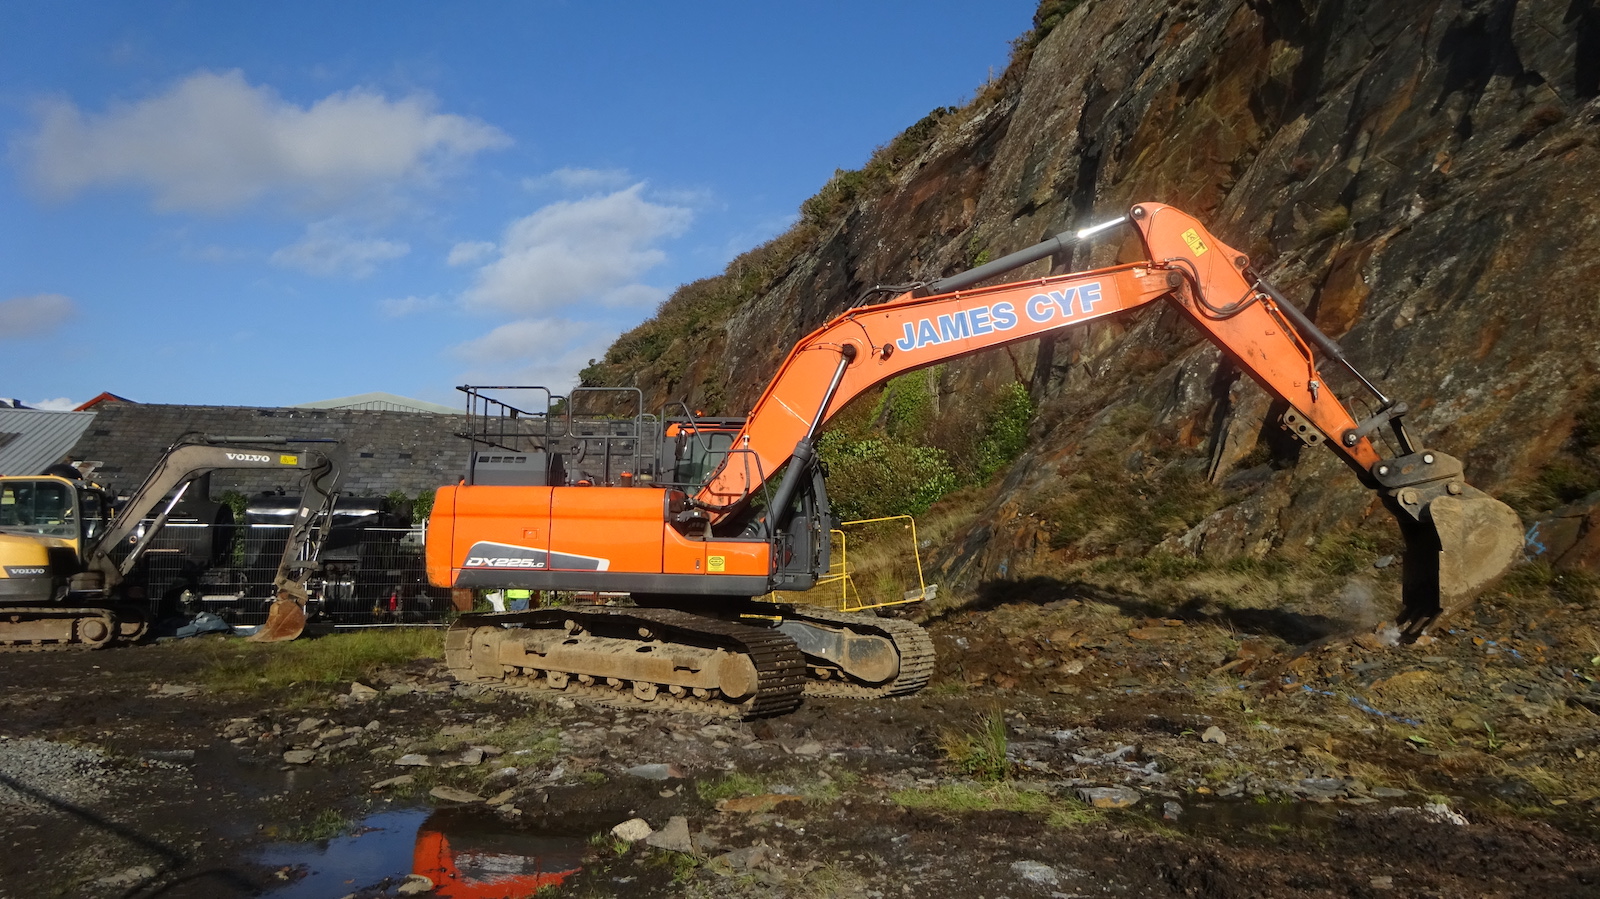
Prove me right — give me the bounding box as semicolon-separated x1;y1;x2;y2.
1045;801;1102;828
646;849;701;885
403;711;561;763
588;831;633;860
198;628;442;693
695;771;767;803
284;807;350;842
1500;561;1599;606
938;712;1010;782
799;862;867;895
478;717;562;762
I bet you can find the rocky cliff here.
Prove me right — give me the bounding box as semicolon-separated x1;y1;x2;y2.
583;0;1600;594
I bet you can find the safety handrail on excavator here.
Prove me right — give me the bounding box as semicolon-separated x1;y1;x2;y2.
456;385;560;454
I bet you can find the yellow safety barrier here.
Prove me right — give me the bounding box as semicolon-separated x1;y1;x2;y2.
765;514;936;612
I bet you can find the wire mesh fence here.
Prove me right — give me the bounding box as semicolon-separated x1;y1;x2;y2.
131;522;451;625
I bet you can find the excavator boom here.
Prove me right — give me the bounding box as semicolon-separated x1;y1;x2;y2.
693;203;1521;631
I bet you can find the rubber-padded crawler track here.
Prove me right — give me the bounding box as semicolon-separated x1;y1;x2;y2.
446;606;806;719
779;606;936;699
0;607;118;652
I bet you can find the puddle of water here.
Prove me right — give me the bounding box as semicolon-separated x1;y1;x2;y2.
1176;799;1354;838
257;807;582;898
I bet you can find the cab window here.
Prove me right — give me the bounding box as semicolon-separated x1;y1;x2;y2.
78;488;105;542
673;430;734;487
0;480;78;539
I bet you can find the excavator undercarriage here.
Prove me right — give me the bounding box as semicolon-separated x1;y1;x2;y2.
0;605;147;651
446;604;935;718
430;203;1525;718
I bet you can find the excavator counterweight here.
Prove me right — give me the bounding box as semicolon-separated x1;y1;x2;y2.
426;202;1524;717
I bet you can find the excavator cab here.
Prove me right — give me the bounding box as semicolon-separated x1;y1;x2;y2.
0;477;109;546
663;420;741;489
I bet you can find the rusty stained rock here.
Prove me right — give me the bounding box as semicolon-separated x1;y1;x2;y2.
1532;492;1600;575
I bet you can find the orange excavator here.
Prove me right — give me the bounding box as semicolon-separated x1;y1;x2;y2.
427;203;1524;717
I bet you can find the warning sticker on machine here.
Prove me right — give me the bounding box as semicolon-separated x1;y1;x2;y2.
279;454;299;465
708;556;726;572
1181;228;1208;256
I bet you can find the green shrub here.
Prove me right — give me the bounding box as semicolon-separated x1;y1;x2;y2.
412;488;435;524
878;368;940;440
219;490;248;565
817;433;958;521
974;382;1035;482
801;168;870;227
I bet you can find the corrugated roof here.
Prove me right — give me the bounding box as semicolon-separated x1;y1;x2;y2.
0;409;98;476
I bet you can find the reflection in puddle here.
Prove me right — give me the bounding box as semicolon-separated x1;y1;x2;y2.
258;807;582;898
413;809;583;897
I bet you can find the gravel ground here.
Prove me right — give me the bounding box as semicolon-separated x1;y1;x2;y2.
0;736;120;812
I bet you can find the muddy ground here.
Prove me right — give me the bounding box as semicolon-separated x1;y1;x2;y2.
2;581;1599;898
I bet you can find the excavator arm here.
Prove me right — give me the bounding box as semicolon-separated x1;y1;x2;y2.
697;202;1522;634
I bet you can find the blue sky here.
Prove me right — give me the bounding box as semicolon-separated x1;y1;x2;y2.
1;1;1035;410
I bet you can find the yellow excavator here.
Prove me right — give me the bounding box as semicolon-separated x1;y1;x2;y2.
0;435;338;649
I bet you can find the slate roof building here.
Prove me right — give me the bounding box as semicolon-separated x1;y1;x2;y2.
62;398;471;499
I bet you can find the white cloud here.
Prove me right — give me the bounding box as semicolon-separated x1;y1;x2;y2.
0;293;77;338
271;222;409;278
17;69;511;213
522;167;632;194
379;295;440;317
446;240;496;266
461;184;691;315
26;397;79;411
450;318;614;393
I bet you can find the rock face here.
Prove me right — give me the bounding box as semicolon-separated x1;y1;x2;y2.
588;1;1600;589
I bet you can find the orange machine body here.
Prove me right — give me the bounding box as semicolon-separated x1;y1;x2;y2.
427;483;772;596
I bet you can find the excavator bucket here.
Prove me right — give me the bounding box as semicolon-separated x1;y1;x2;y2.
248;591;308;643
1381;453;1525;637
